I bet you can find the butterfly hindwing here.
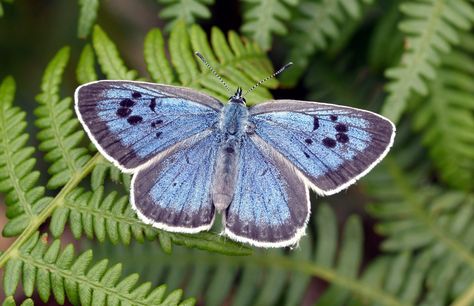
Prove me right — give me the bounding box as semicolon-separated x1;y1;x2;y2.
75;80;222;172
249;100;395;195
224;134;309;247
131;131;219;232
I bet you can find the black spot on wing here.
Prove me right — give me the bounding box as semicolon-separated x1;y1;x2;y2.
304;152;310;158
330;115;338;121
155;131;162;138
120;99;135;107
149;98;156;112
335;123;348;132
336;133;349;143
322;137;337;148
305;138;313;144
116;107;132;118
132;91;142;98
151;119;163;128
313;116;319;130
127;115;143;125
226;147;235;153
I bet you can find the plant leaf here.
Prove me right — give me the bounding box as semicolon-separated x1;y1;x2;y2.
34;46;91;189
77;0;99;38
382;0;474;123
241;0;298;50
92;25;138;80
0;76;51;236
157;0;214;30
77;43;98;84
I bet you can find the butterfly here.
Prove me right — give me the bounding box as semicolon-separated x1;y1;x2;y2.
74;55;395;248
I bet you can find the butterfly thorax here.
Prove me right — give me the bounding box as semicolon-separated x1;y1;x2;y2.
211;96;249;212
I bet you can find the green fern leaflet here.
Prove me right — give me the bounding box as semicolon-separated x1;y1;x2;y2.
241;0;298;50
157;0;214;30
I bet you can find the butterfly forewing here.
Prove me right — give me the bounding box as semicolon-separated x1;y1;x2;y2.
249;100;395;195
75;80;222;172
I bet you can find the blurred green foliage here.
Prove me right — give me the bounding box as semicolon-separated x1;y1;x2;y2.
0;1;473;305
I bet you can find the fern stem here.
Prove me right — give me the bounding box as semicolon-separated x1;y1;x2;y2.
161;252;404;306
0;153;103;268
257;255;405;306
452;281;474;306
386;158;474;269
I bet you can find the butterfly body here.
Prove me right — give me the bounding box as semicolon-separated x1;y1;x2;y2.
75;80;395;248
212;88;250;212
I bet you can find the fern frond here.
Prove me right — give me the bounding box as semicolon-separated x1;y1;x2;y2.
382;0;474;123
0;77;51;237
3;232;195;305
412;34;474;190
241;0;298;50
77;0;99;38
157;0;214;30
92;25;138;80
281;0;372;85
91;204;405;306
364;140;474;304
34;47;92;189
77;43;98;84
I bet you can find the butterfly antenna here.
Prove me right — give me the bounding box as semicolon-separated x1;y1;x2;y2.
195;52;232;94
243;62;293;97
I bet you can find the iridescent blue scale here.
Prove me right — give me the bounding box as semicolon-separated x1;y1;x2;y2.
75;79;395;248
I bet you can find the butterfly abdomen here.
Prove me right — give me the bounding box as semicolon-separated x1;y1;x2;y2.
211;101;249;212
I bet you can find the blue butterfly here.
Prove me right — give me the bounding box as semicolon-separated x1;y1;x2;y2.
74;58;395;248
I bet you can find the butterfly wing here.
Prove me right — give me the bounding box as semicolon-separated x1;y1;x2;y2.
131;131;219;232
249;100;395;195
75;80;222;172
224;135;309;247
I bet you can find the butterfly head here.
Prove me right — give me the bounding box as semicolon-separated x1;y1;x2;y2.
194;51;292;106
229;87;246;104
